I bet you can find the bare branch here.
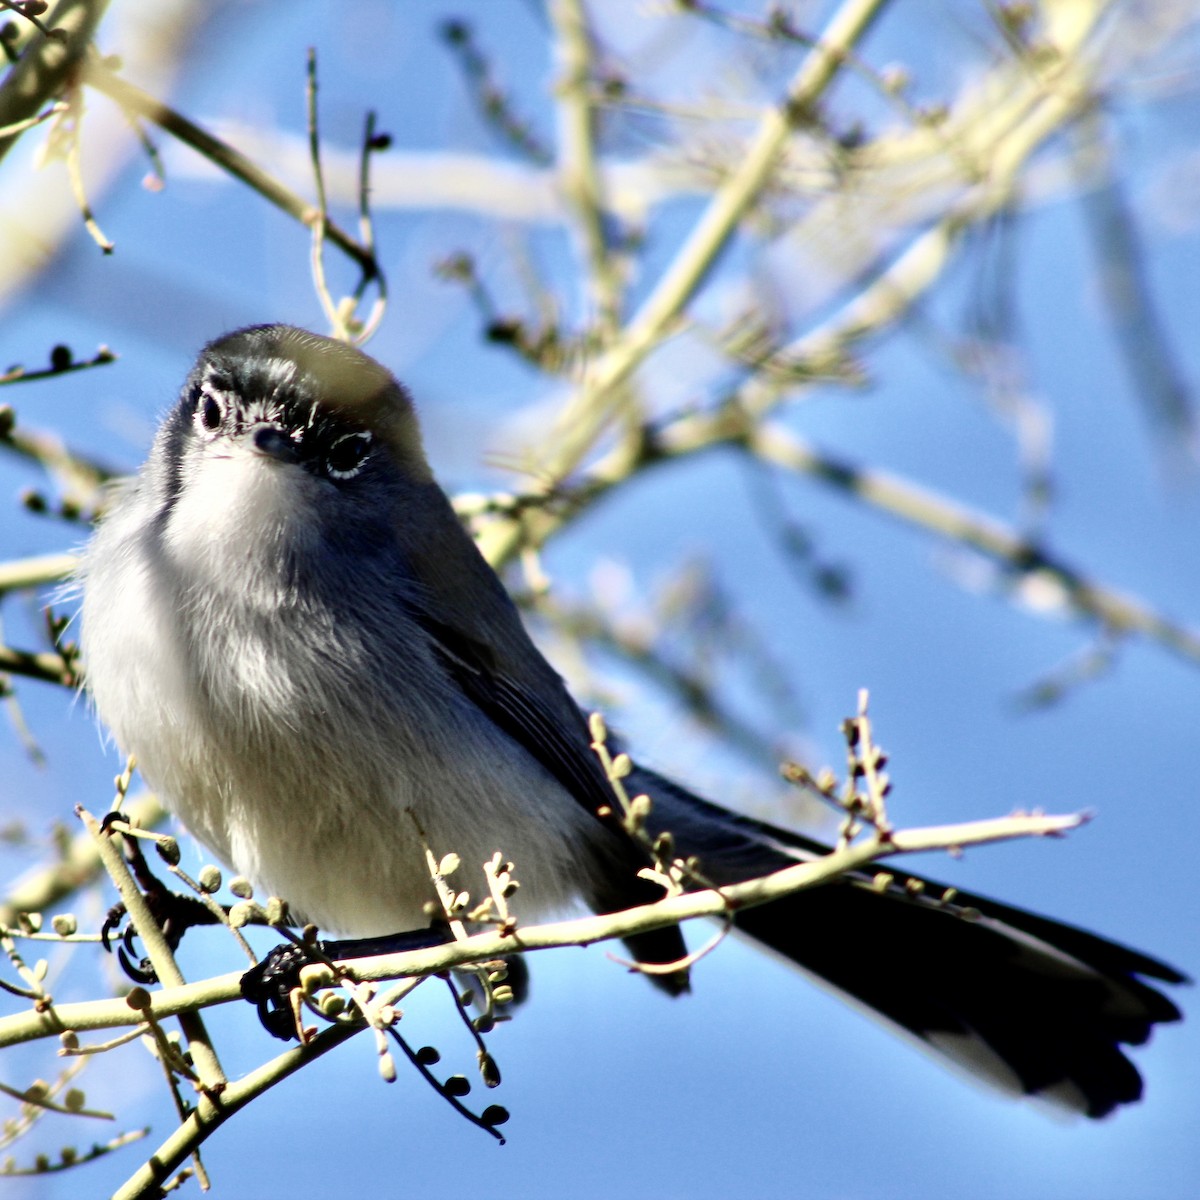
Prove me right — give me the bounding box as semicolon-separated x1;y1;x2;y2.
550;0;621;332
0;0;108;165
477;0;888;568
84;59;380;284
0;806;1085;1054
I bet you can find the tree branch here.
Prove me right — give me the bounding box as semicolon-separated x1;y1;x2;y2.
84;60;380;282
477;0;889;568
0;0;108;164
0;806;1084;1053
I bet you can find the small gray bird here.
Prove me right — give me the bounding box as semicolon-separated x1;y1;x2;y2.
80;324;1184;1118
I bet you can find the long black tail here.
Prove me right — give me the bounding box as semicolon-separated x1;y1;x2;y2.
633;769;1186;1119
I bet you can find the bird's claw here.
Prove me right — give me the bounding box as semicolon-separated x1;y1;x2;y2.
100;902;158;983
240;941;323;1041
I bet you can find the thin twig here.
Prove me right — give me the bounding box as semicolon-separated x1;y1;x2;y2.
0;644;72;684
0;793;166;927
0;98;66;139
305;47;340;339
111;1016;362;1200
84;59;379;281
349;110;388;343
61;81;113;252
0;0;109;165
0;343;115;387
549;0;621;332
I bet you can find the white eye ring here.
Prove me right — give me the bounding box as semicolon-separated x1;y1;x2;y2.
194;387;228;435
324;430;373;479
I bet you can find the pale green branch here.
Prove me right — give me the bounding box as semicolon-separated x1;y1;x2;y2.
550;0;621;332
0;806;1084;1053
477;0;889;568
78;808;226;1092
0;552;76;595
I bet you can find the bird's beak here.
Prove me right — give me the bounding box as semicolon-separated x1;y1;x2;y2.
248;423;299;465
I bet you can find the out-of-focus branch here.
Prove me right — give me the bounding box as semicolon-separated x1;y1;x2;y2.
739;15;1109;421
550;0;621;332
0;342;115;386
0;0;108;164
461;6;1178;673
84;60;380;283
477;0;888;568
742;422;1200;661
475;0;1117;571
0;644;71;684
466;399;1200;670
1074;112;1195;457
0;793;165;927
525;588;788;769
1;422;115;504
0;551;75;595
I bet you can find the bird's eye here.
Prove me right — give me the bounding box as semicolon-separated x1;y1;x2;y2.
194;388;227;434
324;430;372;479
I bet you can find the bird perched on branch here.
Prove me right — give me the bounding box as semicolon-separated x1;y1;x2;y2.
80;324;1185;1119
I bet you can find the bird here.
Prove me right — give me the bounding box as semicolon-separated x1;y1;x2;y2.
78;323;1185;1119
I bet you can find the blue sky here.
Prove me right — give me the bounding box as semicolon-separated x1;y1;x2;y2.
1;3;1198;1196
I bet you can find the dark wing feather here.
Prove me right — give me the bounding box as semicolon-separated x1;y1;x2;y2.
409;608;616;817
409;606;691;989
637;767;1187;1116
